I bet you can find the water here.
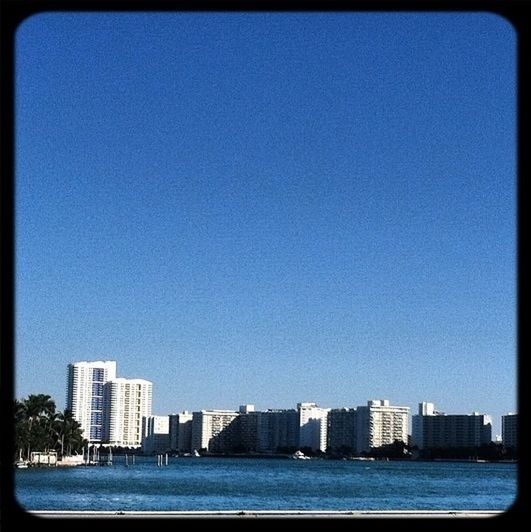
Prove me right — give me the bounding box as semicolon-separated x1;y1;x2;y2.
15;457;517;512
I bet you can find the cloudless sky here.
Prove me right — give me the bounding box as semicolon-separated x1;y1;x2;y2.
15;12;516;437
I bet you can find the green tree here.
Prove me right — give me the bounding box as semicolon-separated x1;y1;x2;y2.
15;394;56;460
54;409;86;457
14;399;29;460
23;394;56;420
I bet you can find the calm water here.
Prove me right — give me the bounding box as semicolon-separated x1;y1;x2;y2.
15;457;517;511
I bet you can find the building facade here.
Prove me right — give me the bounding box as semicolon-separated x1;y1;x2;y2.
356;400;409;454
502;413;517;450
411;402;492;450
169;411;193;453
191;410;239;452
257;409;299;453
327;408;358;453
103;378;153;447
237;405;261;452
66;361;117;442
298;402;330;452
141;415;170;454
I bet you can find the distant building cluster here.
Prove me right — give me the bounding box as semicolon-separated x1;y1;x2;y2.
164;399;410;456
66;361;152;447
66;361;517;456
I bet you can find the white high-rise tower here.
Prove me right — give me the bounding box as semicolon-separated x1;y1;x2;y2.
66;361;117;442
103;378;153;447
297;402;330;452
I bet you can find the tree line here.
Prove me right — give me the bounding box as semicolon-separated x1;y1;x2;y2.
14;394;87;461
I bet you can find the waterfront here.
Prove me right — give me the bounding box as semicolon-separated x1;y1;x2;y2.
15;457;517;512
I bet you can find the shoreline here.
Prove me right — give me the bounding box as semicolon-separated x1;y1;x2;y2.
15;455;518;468
30;510;505;518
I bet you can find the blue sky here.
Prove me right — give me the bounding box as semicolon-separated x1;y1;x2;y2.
15;12;516;436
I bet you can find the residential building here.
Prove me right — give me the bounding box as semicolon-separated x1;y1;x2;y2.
411;402;492;450
502;413;517;450
191;410;239;452
169;411;193;453
327;408;357;454
141;415;170;454
356;400;409;453
298;402;330;452
257;409;299;452
411;402;438;449
239;404;255;414
237;405;261;452
66;360;117;443
103;378;153;447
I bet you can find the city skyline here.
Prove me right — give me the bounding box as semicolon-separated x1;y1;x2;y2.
59;358;510;443
62;358;502;454
15;13;516;439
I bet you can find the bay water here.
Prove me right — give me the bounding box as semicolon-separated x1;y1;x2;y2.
15;457;516;512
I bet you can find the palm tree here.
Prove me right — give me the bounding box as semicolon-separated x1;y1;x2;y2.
53;409;86;457
23;394;56;420
21;394;56;459
14;400;29;460
14;395;88;462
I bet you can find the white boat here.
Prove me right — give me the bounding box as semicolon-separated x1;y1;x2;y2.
193;450;201;457
290;450;311;460
15;450;29;468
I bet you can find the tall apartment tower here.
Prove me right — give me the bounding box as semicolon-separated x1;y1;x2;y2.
356;400;410;454
327;408;358;453
191;410;239;452
66;361;117;442
297;402;330;452
103;378;153;447
169;411;193;453
502;413;517;450
258;409;299;453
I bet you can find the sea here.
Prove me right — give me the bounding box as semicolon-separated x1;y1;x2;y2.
14;456;517;512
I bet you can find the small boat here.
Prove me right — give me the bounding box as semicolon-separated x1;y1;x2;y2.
290;450;311;460
192;450;201;457
15;450;29;468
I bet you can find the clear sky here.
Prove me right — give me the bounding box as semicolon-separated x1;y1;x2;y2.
15;12;516;437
